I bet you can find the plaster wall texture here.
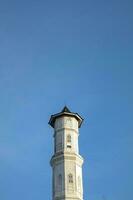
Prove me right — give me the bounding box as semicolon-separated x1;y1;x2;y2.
51;114;83;200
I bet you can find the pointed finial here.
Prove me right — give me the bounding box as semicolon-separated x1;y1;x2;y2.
61;106;71;113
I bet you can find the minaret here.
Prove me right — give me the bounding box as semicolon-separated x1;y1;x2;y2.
49;106;84;200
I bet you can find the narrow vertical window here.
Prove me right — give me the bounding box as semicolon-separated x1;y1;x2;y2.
56;134;62;152
67;134;71;143
58;174;62;185
78;176;81;192
58;174;62;191
68;173;73;184
67;134;72;148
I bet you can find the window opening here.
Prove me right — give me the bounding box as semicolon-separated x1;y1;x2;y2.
58;174;62;185
68;173;73;184
78;176;81;192
67;134;71;143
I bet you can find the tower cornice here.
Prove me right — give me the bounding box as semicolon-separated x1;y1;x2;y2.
50;153;84;167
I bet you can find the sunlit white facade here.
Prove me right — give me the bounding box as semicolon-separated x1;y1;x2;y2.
49;106;84;200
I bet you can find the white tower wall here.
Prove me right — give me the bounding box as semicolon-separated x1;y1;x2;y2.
49;107;84;200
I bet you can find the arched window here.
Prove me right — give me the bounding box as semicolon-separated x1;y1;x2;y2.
57;174;62;191
58;174;62;185
68;173;73;184
67;135;72;149
67;134;71;143
78;176;81;192
56;134;62;152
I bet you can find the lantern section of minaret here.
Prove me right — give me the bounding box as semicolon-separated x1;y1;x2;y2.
49;106;84;200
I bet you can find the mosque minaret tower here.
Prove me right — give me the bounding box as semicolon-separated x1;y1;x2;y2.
49;106;84;200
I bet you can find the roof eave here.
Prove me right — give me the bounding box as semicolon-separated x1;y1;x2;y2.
49;112;83;128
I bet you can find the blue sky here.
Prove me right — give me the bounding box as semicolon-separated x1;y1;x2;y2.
0;0;133;200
